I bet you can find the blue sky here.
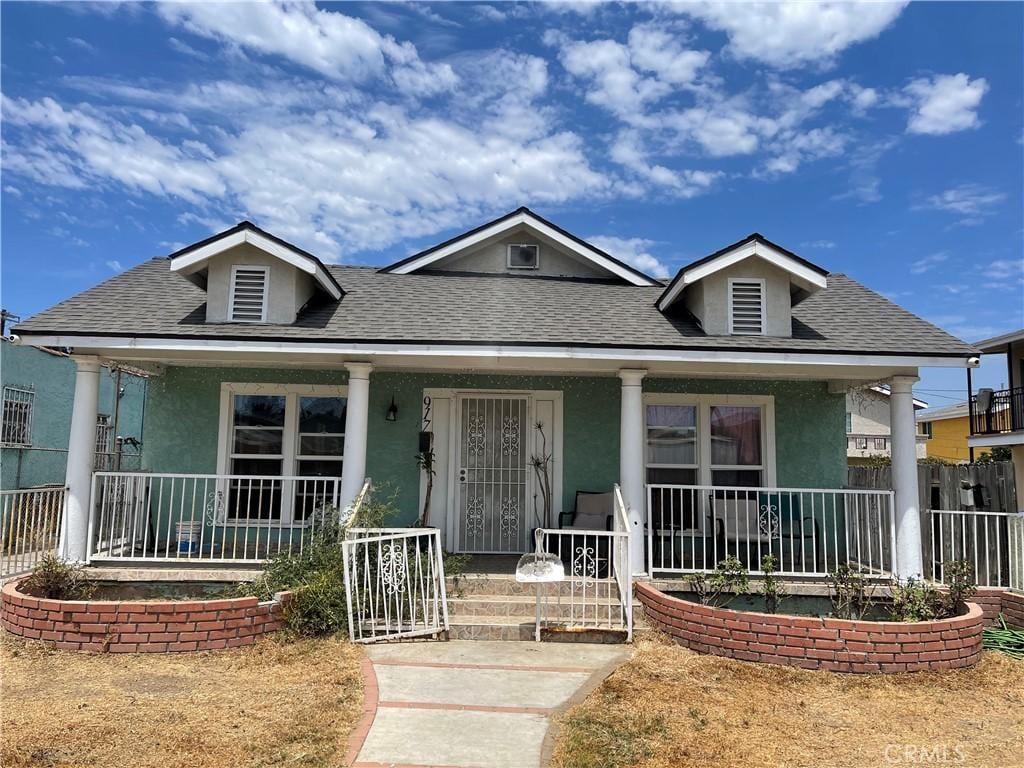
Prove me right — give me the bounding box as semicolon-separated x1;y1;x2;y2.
1;1;1021;404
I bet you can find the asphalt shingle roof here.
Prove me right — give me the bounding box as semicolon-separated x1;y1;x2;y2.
14;259;976;357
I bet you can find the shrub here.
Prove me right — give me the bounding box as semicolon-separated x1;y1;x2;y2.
888;561;975;623
689;556;749;608
20;555;94;600
827;564;876;620
759;554;786;614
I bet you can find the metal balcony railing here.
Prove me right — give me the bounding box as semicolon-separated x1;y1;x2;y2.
969;385;1024;436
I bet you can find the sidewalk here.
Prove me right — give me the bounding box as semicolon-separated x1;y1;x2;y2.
347;640;629;768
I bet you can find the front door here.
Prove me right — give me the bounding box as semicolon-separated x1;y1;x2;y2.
455;394;531;553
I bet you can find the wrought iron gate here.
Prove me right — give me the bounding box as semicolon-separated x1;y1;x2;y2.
343;527;450;643
456;394;530;553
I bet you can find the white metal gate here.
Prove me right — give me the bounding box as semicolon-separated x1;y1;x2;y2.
343;528;450;643
456;394;531;553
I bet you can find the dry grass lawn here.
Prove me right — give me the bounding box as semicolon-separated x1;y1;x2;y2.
1;633;363;768
552;636;1024;768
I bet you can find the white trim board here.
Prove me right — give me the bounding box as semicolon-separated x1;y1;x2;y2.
384;210;658;287
17;334;974;371
658;239;827;312
170;228;342;300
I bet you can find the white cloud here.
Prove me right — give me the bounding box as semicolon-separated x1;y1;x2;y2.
67;36;96;53
983;258;1024;281
802;239;836;249
909;251;948;274
610;130;721;195
157;1;458;97
922;184;1006;218
675;1;907;68
587;234;670;278
627;24;710;87
105;259;123;271
557;37;669;118
905;73;988;135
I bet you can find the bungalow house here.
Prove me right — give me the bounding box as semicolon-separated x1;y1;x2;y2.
846;385;928;466
11;208;978;589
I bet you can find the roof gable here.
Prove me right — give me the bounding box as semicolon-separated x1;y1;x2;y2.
381;207;659;286
168;221;343;300
657;233;828;312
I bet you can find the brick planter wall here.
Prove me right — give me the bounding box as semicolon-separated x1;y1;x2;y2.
636;582;985;673
0;579;290;653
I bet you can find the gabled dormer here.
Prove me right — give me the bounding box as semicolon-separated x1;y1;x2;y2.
656;234;828;337
168;222;343;324
382;207;660;285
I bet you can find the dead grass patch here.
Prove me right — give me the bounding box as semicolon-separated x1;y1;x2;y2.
552;635;1024;768
0;632;363;768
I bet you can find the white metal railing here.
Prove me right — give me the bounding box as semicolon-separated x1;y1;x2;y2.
343;527;449;643
534;488;632;636
612;484;633;640
925;509;1017;588
1010;514;1024;592
0;486;64;578
646;484;896;578
88;472;342;563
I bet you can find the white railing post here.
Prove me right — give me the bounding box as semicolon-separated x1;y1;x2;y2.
618;368;647;575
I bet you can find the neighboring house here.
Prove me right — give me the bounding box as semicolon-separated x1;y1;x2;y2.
846;385;927;465
0;338;147;490
915;402;990;464
12;208;978;582
967;328;1024;513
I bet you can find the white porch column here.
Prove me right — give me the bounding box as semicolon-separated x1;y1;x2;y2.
60;355;101;562
339;362;373;517
890;374;924;580
619;368;647;574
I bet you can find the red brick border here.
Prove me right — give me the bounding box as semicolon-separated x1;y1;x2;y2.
635;582;986;673
0;579;291;653
345;656;380;767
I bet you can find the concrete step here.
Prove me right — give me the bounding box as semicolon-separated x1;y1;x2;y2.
448;615;537;641
449;594;624;619
447;573;620;598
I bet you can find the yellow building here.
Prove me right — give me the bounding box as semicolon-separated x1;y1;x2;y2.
917;402;990;463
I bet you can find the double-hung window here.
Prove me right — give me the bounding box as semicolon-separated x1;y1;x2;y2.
219;384;346;524
644;394;774;489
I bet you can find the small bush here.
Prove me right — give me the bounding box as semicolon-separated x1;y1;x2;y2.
759;554;786;614
888;577;943;622
20;556;94;600
827;564;876;620
689;556;749;608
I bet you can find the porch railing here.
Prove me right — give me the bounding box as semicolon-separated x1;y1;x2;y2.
924;509;1017;588
88;472;342;563
1010;515;1024;592
343;526;450;643
1;486;65;578
534;486;632;636
969;385;1024;436
646;484;896;578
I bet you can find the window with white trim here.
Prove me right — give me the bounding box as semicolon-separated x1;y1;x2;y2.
229;265;269;322
644;394;774;489
728;278;765;335
2;386;34;447
95;414;113;455
221;385;346;523
507;243;539;269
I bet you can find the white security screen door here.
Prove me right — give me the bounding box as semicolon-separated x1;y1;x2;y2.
456;394;531;553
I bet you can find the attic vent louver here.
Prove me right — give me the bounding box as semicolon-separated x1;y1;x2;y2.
728;278;765;335
229;266;268;322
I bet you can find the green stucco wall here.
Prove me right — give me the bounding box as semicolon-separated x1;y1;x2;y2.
142;366;845;526
0;342;148;490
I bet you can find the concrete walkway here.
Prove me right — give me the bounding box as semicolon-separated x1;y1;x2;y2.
348;641;629;768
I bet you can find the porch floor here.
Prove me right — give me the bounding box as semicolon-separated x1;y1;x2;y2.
461;555;522;575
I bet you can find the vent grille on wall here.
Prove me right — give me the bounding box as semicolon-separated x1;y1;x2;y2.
729;279;765;335
230;266;268;322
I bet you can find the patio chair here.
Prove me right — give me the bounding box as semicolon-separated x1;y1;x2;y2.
710;490;821;572
552;490;614;578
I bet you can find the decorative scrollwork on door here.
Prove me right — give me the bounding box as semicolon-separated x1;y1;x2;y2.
499;497;520;537
501;416;520;455
465;497;485;536
467;415;486;454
